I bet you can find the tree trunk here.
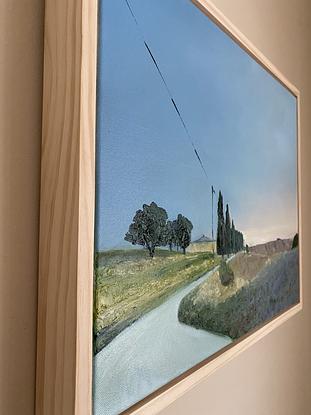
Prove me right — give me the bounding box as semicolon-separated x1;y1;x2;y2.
145;242;153;258
149;245;155;258
169;243;172;251
182;247;186;255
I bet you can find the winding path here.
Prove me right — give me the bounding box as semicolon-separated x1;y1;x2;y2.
94;267;231;415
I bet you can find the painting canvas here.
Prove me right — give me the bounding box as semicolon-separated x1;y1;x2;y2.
93;1;299;414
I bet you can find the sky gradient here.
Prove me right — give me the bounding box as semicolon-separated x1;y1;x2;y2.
95;0;298;250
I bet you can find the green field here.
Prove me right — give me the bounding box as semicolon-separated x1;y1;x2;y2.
94;248;219;353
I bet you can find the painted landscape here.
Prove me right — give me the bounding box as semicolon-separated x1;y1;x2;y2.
93;1;299;414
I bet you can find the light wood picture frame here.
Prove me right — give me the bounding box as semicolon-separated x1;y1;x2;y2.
36;1;302;414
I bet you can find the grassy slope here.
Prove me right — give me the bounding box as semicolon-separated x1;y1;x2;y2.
94;248;219;353
178;248;299;339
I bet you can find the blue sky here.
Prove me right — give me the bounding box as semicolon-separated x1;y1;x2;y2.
95;0;298;250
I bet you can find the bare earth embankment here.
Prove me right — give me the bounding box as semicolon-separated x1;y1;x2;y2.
249;238;292;255
178;242;299;339
94;249;219;353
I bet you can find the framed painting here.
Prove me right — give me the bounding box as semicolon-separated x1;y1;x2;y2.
36;0;302;414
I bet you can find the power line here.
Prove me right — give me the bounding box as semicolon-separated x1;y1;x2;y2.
124;0;209;182
124;0;217;240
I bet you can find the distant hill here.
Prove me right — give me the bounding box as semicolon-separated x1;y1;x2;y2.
249;238;293;256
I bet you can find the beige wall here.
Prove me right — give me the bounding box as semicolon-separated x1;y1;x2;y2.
160;1;311;414
0;1;310;415
0;1;44;415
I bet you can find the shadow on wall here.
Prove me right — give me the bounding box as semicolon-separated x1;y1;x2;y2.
0;2;44;414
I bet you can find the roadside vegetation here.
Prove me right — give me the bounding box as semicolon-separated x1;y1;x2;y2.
219;260;234;286
94;196;247;353
178;248;299;339
94;248;219;353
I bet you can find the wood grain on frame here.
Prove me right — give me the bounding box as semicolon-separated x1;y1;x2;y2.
36;1;97;414
36;0;301;414
192;0;300;96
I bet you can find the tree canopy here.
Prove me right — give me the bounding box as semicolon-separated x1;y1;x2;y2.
175;214;193;254
124;202;168;257
125;202;193;257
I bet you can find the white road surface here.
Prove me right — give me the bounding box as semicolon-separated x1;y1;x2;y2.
94;267;231;415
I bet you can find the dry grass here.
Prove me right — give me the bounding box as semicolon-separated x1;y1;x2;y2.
178;249;299;339
194;269;248;307
229;252;272;281
94;248;219;351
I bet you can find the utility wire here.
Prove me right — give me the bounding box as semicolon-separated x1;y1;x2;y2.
125;0;217;239
124;0;209;182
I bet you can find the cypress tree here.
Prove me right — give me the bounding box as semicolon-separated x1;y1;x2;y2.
225;204;232;255
231;219;236;253
216;191;225;256
216;194;245;255
235;230;244;252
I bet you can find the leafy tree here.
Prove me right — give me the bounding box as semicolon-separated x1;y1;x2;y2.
292;233;298;249
217;191;225;256
175;214;193;254
225;204;232;255
124;202;168;257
